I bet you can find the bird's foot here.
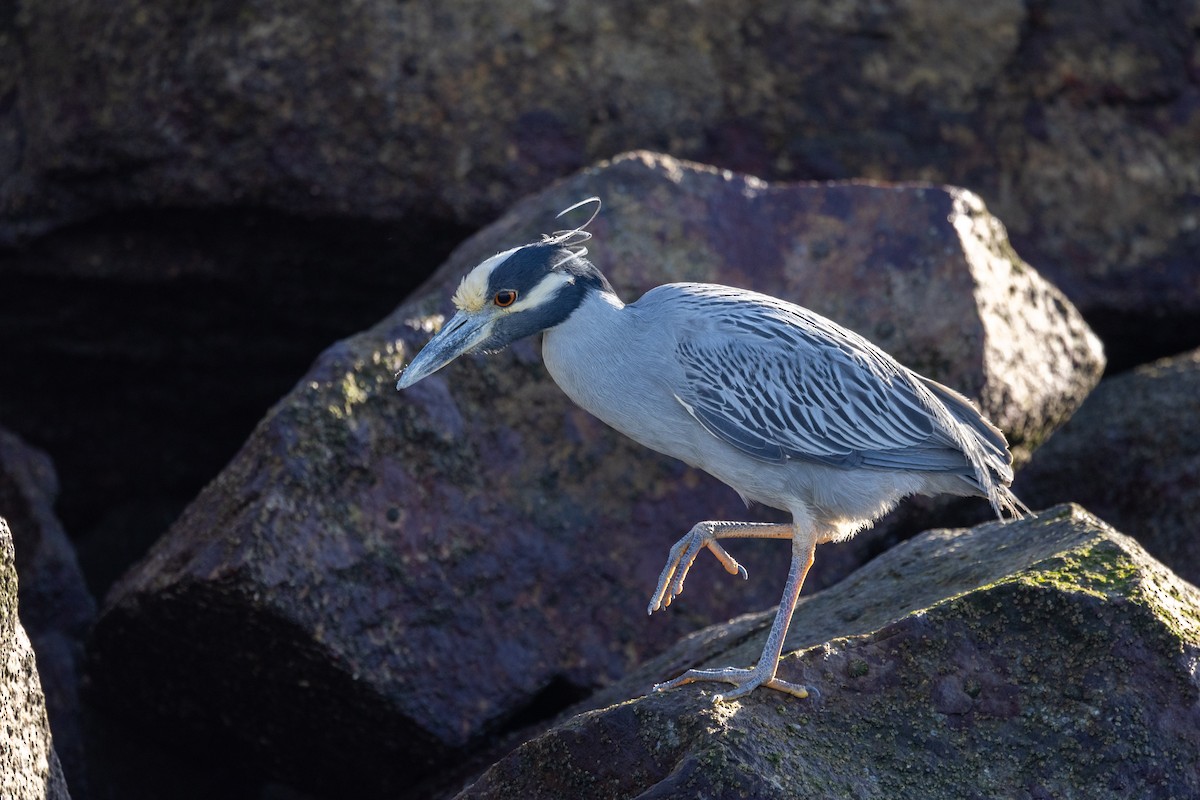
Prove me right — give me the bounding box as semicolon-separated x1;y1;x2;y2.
646;523;747;615
652;663;811;702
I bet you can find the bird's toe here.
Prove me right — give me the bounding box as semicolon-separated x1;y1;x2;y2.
653;664;812;703
706;540;748;579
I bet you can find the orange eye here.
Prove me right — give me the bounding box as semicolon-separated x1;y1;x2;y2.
494;289;518;307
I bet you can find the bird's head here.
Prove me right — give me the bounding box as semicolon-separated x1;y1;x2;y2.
397;199;612;389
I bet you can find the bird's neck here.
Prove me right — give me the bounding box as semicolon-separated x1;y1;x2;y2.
541;287;630;403
547;284;626;334
577;286;626;316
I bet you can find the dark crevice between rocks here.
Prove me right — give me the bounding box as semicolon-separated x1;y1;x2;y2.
1084;308;1200;377
0;206;468;598
1008;224;1200;376
408;676;601;800
86;578;455;800
498;675;595;734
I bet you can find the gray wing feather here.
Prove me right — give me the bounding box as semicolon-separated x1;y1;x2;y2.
670;289;976;476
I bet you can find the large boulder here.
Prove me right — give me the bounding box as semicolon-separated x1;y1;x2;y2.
1015;347;1200;587
0;209;457;592
87;153;1103;797
461;505;1200;800
1;518;72;800
2;0;1193;632
4;0;1197;336
0;430;94;796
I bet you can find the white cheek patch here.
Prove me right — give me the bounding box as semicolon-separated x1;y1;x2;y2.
452;247;520;313
506;271;575;314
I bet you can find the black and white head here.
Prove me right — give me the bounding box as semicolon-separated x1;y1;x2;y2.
396;199;612;389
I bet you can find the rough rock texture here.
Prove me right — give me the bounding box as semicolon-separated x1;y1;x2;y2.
1;518;72;800
87;153;1103;797
460;505;1200;800
2;0;1194;609
0;209;463;593
395;153;1104;466
1015;348;1200;588
0;429;94;795
4;0;1198;337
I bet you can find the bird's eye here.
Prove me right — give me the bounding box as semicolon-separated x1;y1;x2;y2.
494;289;518;307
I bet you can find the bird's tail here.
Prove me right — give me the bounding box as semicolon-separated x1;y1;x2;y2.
991;483;1034;520
918;376;1033;521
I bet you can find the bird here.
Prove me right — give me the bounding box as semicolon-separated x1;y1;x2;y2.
396;198;1028;702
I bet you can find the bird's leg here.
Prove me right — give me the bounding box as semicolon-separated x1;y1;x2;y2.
653;523;818;702
647;521;794;614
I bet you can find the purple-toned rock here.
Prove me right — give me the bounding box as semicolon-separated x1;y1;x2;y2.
1015;347;1200;587
3;0;1192;651
460;505;1200;800
4;0;1198;349
87;153;1102;797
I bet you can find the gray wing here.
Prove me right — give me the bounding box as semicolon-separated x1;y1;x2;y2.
669;289;975;474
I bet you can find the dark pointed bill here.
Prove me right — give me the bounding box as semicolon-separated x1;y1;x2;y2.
396;311;492;389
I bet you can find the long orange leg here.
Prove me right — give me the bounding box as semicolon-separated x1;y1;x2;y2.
652;521;818;701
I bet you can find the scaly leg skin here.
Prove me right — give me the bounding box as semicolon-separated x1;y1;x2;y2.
653;665;811;701
646;521;794;614
653;523;818;702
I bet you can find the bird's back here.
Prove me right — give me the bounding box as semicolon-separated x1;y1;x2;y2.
628;283;1023;519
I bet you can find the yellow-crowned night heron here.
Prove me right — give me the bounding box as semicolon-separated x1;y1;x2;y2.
397;200;1027;702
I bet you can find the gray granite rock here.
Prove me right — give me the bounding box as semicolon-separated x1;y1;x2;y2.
460;505;1200;800
88;153;1102;797
1015;347;1200;588
1;518;72;800
4;0;1197;347
0;428;94;795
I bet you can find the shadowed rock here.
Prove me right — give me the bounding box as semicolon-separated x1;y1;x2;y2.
4;0;1192;615
3;0;1197;353
1015;347;1200;587
460;505;1200;800
87;153;1103;797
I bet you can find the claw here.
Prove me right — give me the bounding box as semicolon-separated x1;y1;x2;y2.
647;524;749;615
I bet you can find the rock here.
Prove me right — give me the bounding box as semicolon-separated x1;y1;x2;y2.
87;153;1102;797
0;210;463;596
0;429;94;796
399;152;1104;468
88;154;1104;796
1014;348;1200;587
3;0;1191;618
4;0;1197;355
1;518;72;800
459;505;1200;800
0;428;95;639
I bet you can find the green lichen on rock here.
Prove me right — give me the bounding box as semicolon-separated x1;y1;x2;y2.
461;504;1200;799
1023;539;1140;597
971;508;1200;650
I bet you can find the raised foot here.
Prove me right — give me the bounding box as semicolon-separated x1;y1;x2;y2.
646;524;748;615
652;665;811;702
